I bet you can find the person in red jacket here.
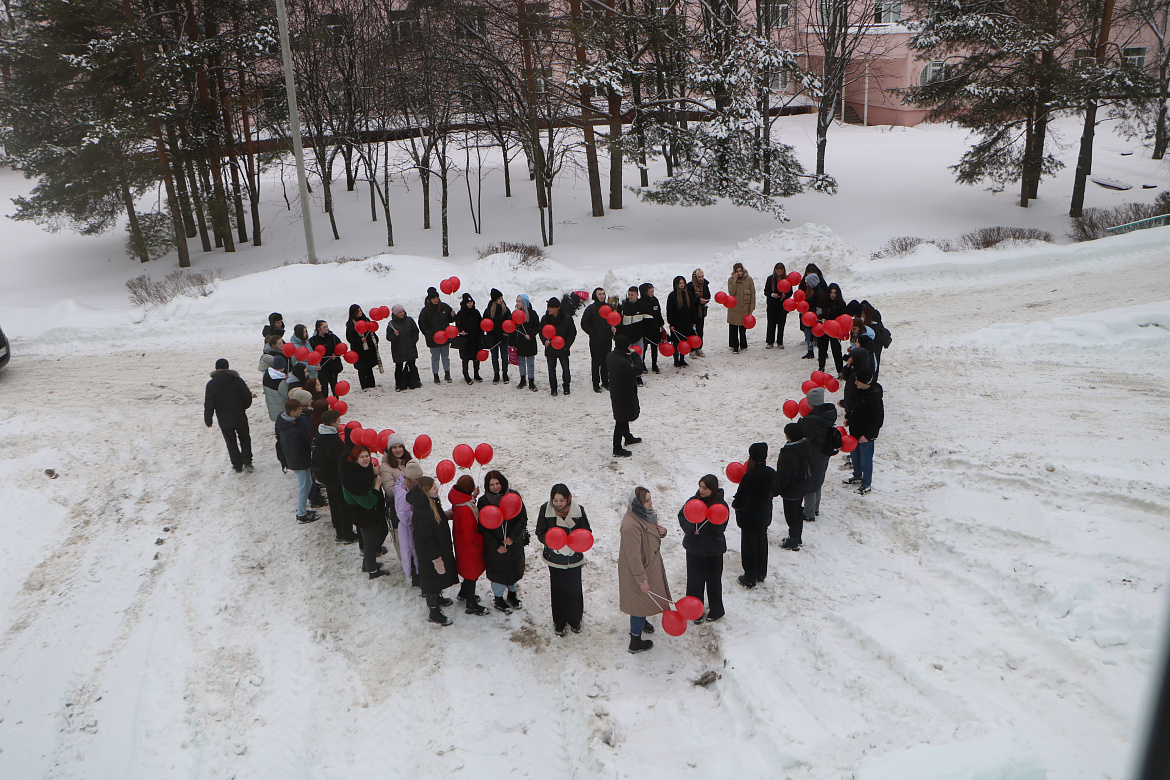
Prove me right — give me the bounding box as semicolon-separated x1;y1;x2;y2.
448;475;490;616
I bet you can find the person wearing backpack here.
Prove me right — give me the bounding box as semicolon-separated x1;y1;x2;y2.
776;423;814;551
861;301;890;381
844;369;884;495
798;387;838;524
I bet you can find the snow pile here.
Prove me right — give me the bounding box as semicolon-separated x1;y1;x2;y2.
959;301;1170;350
856;729;1048;780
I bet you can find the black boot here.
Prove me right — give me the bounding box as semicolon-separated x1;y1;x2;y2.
529;381;538;392
444;371;452;383
465;595;490;616
493;370;500;384
517;377;527;389
428;607;453;626
563;384;570;396
628;633;654;653
551;386;558;397
434;372;441;385
493;596;513;615
474;366;482;382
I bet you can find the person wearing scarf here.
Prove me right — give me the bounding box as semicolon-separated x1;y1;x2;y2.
339;445;390;579
345;303;380;390
419;287;455;384
477;469;529;613
535;484;592;636
455;293;484;384
677;474;728;623
618;486;671;653
386;304;422;391
512;294;539;391
484;288;512;384
449;475;489;616
407;476;459;625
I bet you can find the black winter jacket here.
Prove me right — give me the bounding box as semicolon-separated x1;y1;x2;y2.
677;488;728;556
345;318;379;370
618;298;644;343
799;403;837;457
338;456;384;528
540;310;577;358
311;427;346;486
666;289;698;338
204;369;252;428
308;331;344;379
535;500;591;569
732;445;780;529
419;302;455;349
511;306;540;358
483;299;511;350
765;274;793;316
580;301;613;348
408;486;459;594
275;413;312;470
848;382;884;441
386;314;420;362
687;279;711;318
455;306;483;360
775;439;813;499
639;295;664;344
607;348;645;423
478;487;529;585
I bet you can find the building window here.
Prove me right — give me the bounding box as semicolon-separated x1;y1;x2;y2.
875;0;901;23
453;10;488;40
388;10;420;42
920;60;949;84
1123;47;1146;71
760;0;790;28
533;66;554;97
769;70;789;91
1074;48;1095;68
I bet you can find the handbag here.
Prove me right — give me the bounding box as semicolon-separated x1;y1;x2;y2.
508;346;519;366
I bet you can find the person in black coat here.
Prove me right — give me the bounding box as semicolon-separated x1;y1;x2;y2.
764;262;792;349
687;269;711;354
665;275;698;368
386;305;422;392
204;358;253;473
817;283;847;374
678;474;728;622
618;287;644;350
540;297;577;396
798;387;837;524
419;287;456;384
477;469;529;613
512;294;541;391
339;444;390;578
579;287;614;393
345;304;380;390
308;320;344;398
776;424;813;551
455;293;484;384
638;282;664;374
800;270;828;359
276;399;317;523
262;312;285;341
408;476;459;625
535;484;592;635
607;336;646;457
732;442;779;588
845;373;884;495
484;288;512;384
312;409;357;543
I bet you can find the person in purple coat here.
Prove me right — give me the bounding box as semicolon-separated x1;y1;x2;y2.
395;461;424;587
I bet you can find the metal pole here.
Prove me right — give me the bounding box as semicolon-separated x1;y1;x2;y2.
864;62;869;126
274;0;318;263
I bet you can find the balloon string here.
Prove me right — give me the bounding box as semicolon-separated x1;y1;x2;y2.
647;591;675;608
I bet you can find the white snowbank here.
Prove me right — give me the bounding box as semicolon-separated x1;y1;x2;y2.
960;301;1170;349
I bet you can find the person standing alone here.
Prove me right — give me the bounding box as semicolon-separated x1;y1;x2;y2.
204;358;253;473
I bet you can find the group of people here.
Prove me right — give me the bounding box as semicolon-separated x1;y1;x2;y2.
201;261;890;651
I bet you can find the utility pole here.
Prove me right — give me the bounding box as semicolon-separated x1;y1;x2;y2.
275;0;318;263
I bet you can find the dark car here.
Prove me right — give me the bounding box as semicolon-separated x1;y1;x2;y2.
0;324;9;369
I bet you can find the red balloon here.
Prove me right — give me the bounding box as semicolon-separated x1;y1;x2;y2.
793;289;806;303
281;343;296;357
824;320;842;339
500;492;523;520
551;336;565;350
787;271;802;286
346;420;362;430
327;395;339;408
413;434;432;460
502;319;517;334
439;279;453;295
783;399;799;419
778;280;792;293
334;400;348;415
707;503;729;525
659;342;676;357
481;318;494;332
599;305;612;318
687;335;702;349
448;277;461;293
361;428;378;447
837;425;847;435
841;435;858;453
453;443;475;468
661;610;687;636
315;344;327;354
479;504;504;529
837;314;854;332
714;291;727;304
445;324;458;338
825;376;840;393
796;301;810;314
798;398;811;417
683;498;708;524
371;457;379;469
545;527;568;549
675;596;704;621
567;529;594;553
355;320;368;334
474;443;493;465
812;323;825;338
378;429;393;448
436;459;456;484
295;346;310;361
631;345;642;355
801;379;818;394
306;352;322;365
724;296;737;309
433;331;449;345
335;380;351;396
366;320;379;333
678;342;691;356
606;311;622;326
344;351;360;364
810;371;826;386
726;461;746;484
782;298;797;312
511;309;526;324
477;349;489;362
334;343;348;356
802;311;818;327
743;313;757;329
542;324;556;339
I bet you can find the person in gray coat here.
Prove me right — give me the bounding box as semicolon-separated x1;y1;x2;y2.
798;387;837;523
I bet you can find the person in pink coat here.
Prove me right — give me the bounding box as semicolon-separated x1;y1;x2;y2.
448;475;489;616
395;461;423;588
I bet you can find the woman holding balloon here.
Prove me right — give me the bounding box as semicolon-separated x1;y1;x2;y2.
419;288;455;384
455;293;484;385
764;263;792;349
665;275;698;369
732;442;780;588
579;288;615;393
484;288;511;384
726;262;756;353
619;486;671;654
309;320;344;398
477;470;529;613
678;475;729;623
816;283;847;375
535;484;593;636
345;304;380;391
511;295;540;392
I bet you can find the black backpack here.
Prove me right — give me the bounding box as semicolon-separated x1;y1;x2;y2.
822;426;843;457
874;321;892;348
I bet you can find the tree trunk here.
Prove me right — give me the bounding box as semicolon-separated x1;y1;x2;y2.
608;87;623;209
1019;113;1033;208
120;177;149;263
383;141;394;246
185;154;213;252
1155;93;1169;160
441;166;449;258
571;0;604;216
167;124;196;239
321;152;340;240
1069;102;1098;218
421;148;431;229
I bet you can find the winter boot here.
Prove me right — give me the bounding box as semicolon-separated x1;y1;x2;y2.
502;371;510;384
428;607;453;626
517;377;528;390
444;371;452;383
551;386;558;397
369;569;391;579
506;590;523;609
614;448;633;458
563;384;570;396
474;366;482;382
463;363;473;384
493;596;513;615
628;633;654;654
529;381;538;392
437;595;454;607
465;595;490;616
493;370;500;384
433;372;442;385
781;537;801;551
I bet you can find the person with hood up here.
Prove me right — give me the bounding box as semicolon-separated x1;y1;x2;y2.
776;423;814;551
687;269;711;354
726;262;756;353
262;312;285;341
313;409;357;543
484;288;512;384
511;294;540;391
385;305;421;392
536;483;592;636
579;287;615;393
665;275;698;368
677;474;728;623
618;486;670;654
419;287;456;384
395;461;424;586
455;293;484;384
308;320;344;398
345;304;380;390
204;358;254;473
817;283;847;374
732;442;779;588
477;469;529;613
798;386;837;525
276;399;317;524
408;476;459;625
339;444;390;578
448;475;491;616
540;296;577;396
287;324;317;381
764;262;792;349
638;282;664;374
843;367;883;496
607;336;646;458
800;265;828;359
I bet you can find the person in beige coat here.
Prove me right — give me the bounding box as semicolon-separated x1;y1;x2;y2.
618;487;671;654
726;262;756;353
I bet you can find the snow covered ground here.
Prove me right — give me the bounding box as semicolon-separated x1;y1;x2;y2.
0;114;1169;779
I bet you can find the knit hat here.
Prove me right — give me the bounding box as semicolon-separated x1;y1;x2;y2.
404;462;423;480
272;356;288;370
261;354;275;369
392;304;405;316
215;358;229;370
615;335;630;352
784;423;804;442
806;387;825;407
805;273;820;288
748;442;768;462
386;432;405;449
289;388;312;407
845;300;862;316
269;312;283;325
427;287;440;300
462;293;475;306
547;297;561;308
454;474;475;494
490;288;503;301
